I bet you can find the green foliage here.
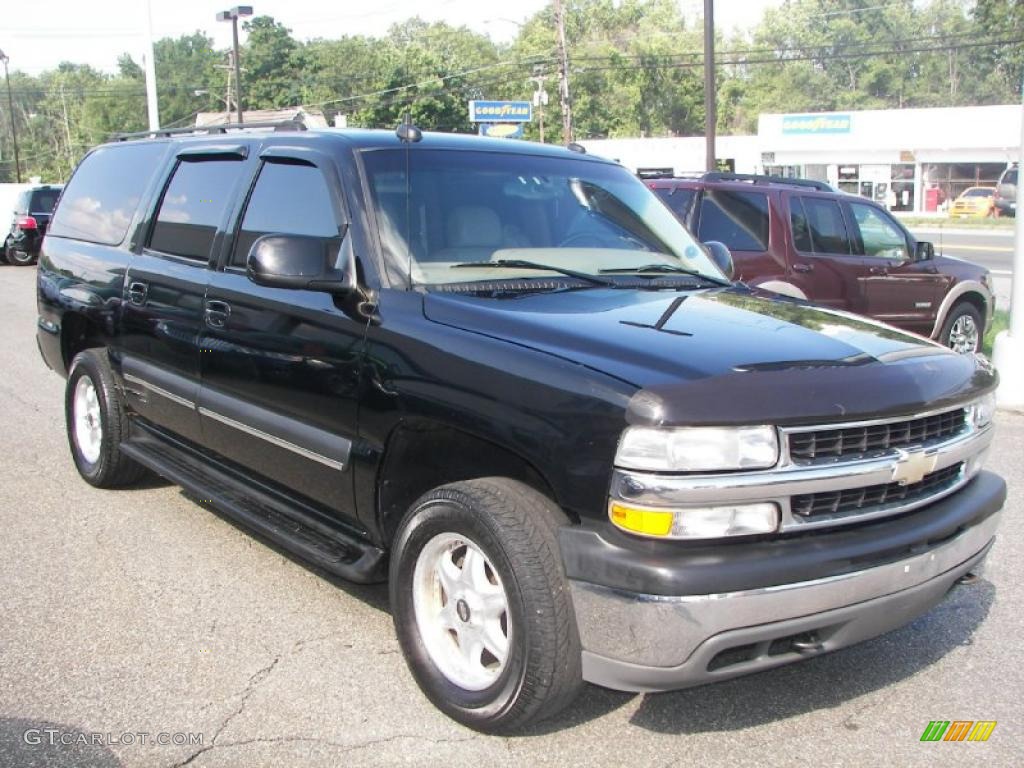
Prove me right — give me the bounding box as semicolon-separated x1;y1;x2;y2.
0;1;1018;183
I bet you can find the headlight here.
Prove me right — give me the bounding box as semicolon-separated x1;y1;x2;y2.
968;392;996;428
609;500;780;539
615;426;779;471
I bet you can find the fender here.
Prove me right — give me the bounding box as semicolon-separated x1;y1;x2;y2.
929;280;992;339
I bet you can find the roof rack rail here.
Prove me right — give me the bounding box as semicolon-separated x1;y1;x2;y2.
111;118;308;142
701;171;833;192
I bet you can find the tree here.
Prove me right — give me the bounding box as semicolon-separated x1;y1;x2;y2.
241;16;303;109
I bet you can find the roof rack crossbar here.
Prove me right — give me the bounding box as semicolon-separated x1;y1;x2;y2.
702;171;833;192
112;118;308;142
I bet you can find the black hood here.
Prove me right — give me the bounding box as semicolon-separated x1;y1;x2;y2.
424;287;995;426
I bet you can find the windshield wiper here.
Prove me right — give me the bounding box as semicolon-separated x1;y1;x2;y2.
451;259;616;287
599;263;732;286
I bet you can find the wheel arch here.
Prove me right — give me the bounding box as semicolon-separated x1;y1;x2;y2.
375;420;571;548
752;280;808;300
61;312;109;372
930;282;991;339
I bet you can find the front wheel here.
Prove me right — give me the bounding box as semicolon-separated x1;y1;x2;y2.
939;303;983;355
390;478;583;733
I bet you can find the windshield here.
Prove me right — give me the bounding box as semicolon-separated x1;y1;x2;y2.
962;188;993;198
361;149;721;286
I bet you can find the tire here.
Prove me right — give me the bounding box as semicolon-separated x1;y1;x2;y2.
65;349;147;488
390;478;583;733
7;248;35;266
939;303;983;355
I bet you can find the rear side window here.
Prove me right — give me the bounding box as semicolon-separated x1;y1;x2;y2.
232;160;341;266
48;143;166;245
29;189;60;213
149;158;246;261
654;187;696;222
796;197;852;255
697;189;770;251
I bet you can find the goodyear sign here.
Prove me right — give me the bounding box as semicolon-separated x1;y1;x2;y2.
469;100;533;123
781;113;851;135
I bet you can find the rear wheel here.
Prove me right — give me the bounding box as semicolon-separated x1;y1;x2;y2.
939;303;983;355
390;478;582;733
7;248;35;266
65;349;147;488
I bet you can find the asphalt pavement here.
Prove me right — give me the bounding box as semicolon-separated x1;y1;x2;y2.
1;265;1022;768
908;226;1015;308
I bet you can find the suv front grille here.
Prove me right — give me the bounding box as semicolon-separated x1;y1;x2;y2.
788;409;966;462
791;463;964;518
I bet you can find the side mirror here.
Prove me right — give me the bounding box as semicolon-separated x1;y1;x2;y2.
702;240;735;280
247;233;355;294
914;240;935;261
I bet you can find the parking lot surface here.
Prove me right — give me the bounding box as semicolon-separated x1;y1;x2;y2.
0;265;1021;767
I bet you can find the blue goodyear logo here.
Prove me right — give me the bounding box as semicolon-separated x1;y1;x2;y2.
469;100;533;123
781;113;851;134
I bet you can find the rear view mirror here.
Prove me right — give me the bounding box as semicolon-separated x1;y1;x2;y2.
702;240;735;280
915;241;935;261
247;233;356;294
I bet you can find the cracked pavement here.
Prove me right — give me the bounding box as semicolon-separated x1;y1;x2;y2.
0;266;1022;767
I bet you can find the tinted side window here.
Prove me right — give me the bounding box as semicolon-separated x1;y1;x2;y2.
232;160;340;266
790;197;813;252
654;187;696;222
800;197;852;254
847;202;909;260
149;158;246;261
48;143;166;245
697;189;770;251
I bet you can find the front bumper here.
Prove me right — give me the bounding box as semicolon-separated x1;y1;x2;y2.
565;471;1004;693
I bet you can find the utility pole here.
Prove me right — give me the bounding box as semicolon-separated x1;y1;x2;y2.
991;70;1024;411
530;67;548;143
0;48;22;183
222;52;237;122
553;0;572;144
144;0;160;131
216;6;253;124
703;0;716;172
59;86;74;177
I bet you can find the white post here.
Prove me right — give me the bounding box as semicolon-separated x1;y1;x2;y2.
991;78;1024;411
144;0;160;131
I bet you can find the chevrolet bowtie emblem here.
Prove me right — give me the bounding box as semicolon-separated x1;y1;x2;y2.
891;448;939;485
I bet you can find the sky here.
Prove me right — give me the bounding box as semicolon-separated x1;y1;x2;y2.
1;0;784;76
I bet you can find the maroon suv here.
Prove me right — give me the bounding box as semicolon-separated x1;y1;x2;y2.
649;173;994;354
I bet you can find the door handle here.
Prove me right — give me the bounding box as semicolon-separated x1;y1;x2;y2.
127;281;148;306
204;300;231;329
792;263;813;273
869;266;889;275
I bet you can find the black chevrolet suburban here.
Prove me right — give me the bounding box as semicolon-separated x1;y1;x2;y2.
37;123;1005;733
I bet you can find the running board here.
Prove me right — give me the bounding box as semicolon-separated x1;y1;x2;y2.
121;426;386;584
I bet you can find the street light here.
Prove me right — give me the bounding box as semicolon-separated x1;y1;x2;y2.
216;6;253;124
0;48;22;183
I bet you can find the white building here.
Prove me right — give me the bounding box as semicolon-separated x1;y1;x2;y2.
580;104;1021;213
